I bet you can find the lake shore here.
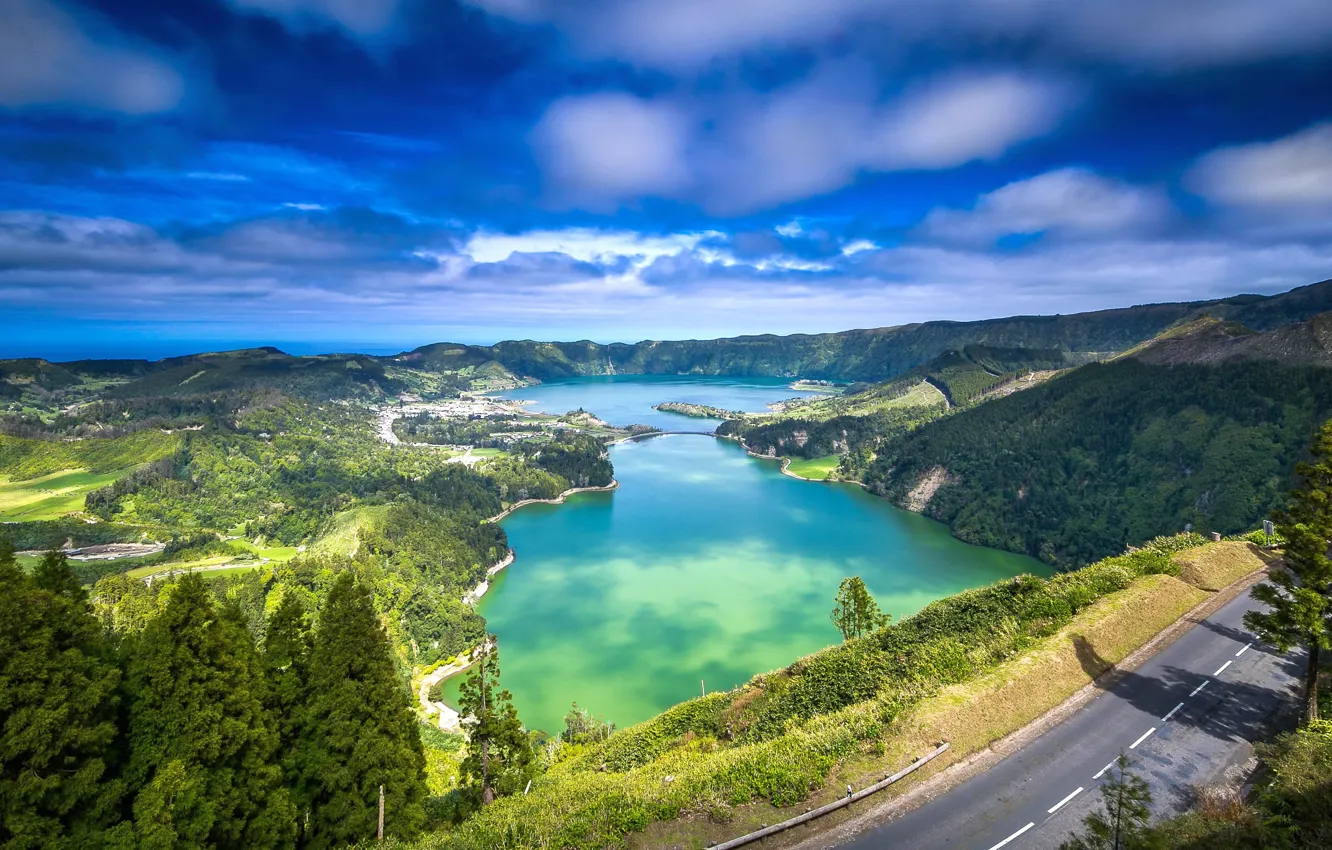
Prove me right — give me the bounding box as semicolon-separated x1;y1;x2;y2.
484;479;620;524
716;433;859;486
422;482;622;726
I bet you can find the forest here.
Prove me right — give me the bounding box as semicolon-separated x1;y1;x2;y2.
865;358;1332;567
1;547;433;847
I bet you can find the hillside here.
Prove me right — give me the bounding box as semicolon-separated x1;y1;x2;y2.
400;278;1332;382
1126;313;1332;367
6;280;1332;409
862;315;1332;567
715;344;1081;465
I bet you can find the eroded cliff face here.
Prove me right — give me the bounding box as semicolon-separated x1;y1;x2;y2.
903;466;956;513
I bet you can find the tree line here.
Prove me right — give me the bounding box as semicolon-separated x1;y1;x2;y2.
0;548;428;848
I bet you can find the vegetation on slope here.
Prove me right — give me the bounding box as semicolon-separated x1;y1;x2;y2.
865;358;1332;567
415;535;1215;849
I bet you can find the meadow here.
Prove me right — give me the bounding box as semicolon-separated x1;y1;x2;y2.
784;455;840;480
0;468;127;520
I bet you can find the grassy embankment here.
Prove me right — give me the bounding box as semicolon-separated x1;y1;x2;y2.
412;536;1275;850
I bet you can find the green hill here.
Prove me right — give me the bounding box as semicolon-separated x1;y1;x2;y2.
863;315;1332;567
413;278;1332;382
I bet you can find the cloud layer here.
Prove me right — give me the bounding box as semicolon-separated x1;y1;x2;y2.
0;0;185;114
0;1;1330;352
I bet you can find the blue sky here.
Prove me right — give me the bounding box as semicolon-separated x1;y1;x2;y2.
2;0;1331;358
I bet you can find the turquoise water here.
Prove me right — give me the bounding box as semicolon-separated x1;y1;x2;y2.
441;405;1050;735
496;374;824;431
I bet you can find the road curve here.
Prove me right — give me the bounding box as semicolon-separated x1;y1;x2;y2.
832;590;1301;850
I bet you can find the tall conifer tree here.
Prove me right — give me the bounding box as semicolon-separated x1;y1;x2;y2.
457;643;536;807
303;572;426;848
124;574;293;848
262;591;315;825
0;547;125;848
1247;419;1332;724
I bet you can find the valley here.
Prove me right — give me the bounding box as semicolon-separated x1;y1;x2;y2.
3;277;1332;850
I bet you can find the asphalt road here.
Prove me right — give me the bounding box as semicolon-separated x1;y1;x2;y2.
839;590;1302;850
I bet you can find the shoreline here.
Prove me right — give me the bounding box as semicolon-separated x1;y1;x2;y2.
420;482;620;725
461;550;516;605
417;637;495;732
483;479;620;523
715;433;862;487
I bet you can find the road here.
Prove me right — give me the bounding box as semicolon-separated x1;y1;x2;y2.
837;590;1301;850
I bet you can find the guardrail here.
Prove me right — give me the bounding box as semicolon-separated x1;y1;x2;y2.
711;742;950;849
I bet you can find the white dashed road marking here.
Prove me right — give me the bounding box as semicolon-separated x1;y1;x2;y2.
987;822;1036;850
1129;727;1156;749
1047;787;1084;814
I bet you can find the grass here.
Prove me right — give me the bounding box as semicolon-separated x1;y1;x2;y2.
900;573;1206;757
767;379;948;422
197;563;269;580
1173;541;1277;591
633;573;1216;850
422;538;1265;850
0;468;127;521
125;555;237;580
785;455;840;480
231;539;301;562
309;504;390;558
0;431;181;478
469;447;507;459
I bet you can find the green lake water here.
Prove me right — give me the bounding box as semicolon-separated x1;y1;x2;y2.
442;378;1050;735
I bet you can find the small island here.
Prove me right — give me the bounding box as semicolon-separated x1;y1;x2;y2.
652;401;746;419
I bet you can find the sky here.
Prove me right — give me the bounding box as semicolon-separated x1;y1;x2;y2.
2;0;1332;359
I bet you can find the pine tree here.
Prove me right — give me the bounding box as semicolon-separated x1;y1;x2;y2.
124;574;294;849
1061;753;1153;850
262;590;315;824
830;576;891;641
0;546;126;848
303;572;426;847
1246;418;1332;724
457;643;537;807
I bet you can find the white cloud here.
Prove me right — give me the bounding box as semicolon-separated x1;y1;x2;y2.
1187;123;1332;209
465;0;1332;72
227;0;402;37
871;73;1073;170
531;70;1073;214
0;0;185;114
531;93;692;209
922;168;1172;241
5;209;1328;342
464;228;713;265
186;171;252;182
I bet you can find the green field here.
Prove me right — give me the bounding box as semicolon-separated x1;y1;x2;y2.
469;447;508;459
0;468;126;521
785;455;841;480
231;539;301;561
125;555;238;580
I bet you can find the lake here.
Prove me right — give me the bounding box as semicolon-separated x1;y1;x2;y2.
442;378;1049;735
496;374;825;431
